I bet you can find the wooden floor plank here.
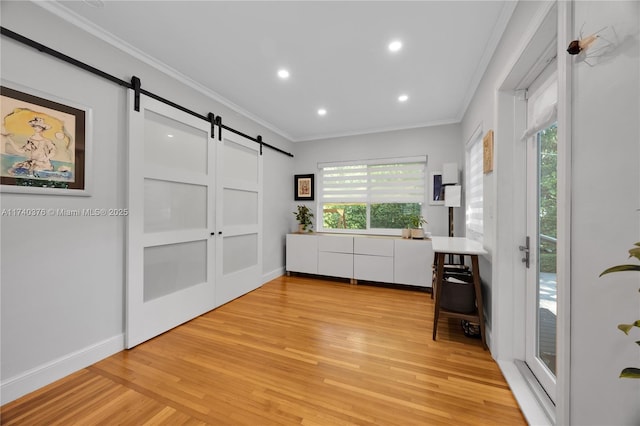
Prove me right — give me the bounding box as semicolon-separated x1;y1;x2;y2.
1;275;525;425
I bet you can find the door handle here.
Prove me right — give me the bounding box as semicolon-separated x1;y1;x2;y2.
519;236;530;268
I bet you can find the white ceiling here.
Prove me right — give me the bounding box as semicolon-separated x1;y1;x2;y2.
45;1;515;142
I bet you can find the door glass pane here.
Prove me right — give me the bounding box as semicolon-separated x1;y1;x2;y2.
144;179;207;233
223;234;258;275
144;110;208;174
144;240;207;302
223;188;258;226
223;140;258;183
537;123;557;375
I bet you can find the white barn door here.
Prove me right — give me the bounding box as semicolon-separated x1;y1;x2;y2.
216;132;263;306
126;92;217;348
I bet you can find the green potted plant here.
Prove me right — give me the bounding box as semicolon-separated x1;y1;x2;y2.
293;205;314;233
408;214;427;239
600;242;640;379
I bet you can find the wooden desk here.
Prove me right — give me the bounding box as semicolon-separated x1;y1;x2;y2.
431;237;488;350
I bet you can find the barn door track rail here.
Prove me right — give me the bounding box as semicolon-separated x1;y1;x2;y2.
1;26;293;158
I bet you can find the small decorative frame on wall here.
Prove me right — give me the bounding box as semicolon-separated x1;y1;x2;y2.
429;171;445;205
483;129;494;174
0;81;91;195
294;173;314;201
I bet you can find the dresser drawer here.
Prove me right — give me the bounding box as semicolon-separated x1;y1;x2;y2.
318;235;353;253
353;237;394;256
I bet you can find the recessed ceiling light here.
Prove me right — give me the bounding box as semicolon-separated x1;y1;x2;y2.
398;94;409;102
388;40;403;52
167;134;174;138
317;108;327;116
277;69;290;79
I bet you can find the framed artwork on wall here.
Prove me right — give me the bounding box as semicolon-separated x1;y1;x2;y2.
294;174;314;201
0;81;92;196
483;129;494;174
430;171;445;205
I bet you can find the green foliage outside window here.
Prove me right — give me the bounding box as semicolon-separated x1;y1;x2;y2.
322;202;421;230
539;124;557;273
371;203;421;229
322;203;366;229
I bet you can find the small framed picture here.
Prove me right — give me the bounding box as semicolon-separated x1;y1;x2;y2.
1;81;92;196
483;129;494;174
294;174;314;201
430;171;445;205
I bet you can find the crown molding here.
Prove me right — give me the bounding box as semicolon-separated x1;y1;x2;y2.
294;117;460;143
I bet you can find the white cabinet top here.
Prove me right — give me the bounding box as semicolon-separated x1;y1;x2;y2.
430;237;487;255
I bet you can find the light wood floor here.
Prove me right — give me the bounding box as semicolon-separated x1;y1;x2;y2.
1;275;525;425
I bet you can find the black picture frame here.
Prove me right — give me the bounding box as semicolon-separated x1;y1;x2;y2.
294;174;314;201
430;172;445;205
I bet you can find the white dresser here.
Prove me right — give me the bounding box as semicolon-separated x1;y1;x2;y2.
286;233;433;288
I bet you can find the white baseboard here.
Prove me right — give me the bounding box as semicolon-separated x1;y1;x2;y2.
498;360;552;426
1;334;125;405
262;267;285;284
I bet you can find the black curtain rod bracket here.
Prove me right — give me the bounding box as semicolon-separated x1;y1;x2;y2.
131;76;141;112
207;113;216;138
215;116;222;141
257;135;263;155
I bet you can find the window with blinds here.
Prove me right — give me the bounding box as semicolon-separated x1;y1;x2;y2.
466;134;484;242
318;157;426;232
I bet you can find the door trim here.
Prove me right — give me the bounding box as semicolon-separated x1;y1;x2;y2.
555;2;573;423
491;1;572;424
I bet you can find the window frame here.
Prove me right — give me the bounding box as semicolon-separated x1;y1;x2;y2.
465;127;484;243
317;156;427;236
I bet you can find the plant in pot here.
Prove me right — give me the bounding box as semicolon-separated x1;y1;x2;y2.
600;242;640;379
408;214;427;239
293;205;314;233
401;223;411;239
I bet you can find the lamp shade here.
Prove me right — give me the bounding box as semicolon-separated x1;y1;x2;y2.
445;185;462;207
442;162;459;184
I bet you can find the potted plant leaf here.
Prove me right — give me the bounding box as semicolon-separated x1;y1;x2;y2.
600;242;640;379
293;205;314;233
408;214;427;239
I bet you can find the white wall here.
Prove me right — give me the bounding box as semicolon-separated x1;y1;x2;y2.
292;124;463;238
0;0;293;403
462;0;640;424
570;2;640;424
461;0;552;336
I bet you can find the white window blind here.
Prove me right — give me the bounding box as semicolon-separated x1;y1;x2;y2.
320;157;426;204
466;135;483;242
521;78;558;140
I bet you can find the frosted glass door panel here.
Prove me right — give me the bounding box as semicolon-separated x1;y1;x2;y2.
216;133;262;307
127;92;215;349
144;179;207;233
223;234;258;275
223;189;258;226
223;141;258;183
144;241;207;302
144;110;208;174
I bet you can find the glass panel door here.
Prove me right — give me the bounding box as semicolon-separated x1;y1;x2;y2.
525;70;558;402
215;134;263;307
126;92;216;348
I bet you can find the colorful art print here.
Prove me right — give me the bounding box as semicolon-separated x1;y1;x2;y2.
294;174;314;201
1;84;90;195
